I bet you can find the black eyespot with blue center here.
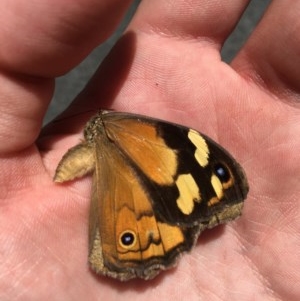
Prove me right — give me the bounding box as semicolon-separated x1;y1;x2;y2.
120;231;136;248
214;163;231;183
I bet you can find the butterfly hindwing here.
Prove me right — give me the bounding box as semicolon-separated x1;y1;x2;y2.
88;133;199;280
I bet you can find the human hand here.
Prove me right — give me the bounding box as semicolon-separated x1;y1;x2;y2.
1;1;299;300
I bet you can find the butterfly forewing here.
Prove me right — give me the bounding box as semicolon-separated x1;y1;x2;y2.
101;112;248;226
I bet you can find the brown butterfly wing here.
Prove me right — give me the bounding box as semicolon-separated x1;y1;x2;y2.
88;133;199;281
101;112;248;227
54;111;248;281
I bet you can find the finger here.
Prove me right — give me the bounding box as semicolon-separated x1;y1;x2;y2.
0;0;131;154
0;0;132;75
59;0;251;116
130;0;250;42
232;0;300;100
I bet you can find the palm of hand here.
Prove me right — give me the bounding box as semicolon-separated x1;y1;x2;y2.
1;1;300;300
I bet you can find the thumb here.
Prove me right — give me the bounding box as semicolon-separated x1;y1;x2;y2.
0;0;131;154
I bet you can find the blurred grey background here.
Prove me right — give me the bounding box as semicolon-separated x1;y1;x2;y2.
44;0;271;125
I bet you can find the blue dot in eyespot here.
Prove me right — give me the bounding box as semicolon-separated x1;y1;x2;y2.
215;163;230;183
121;232;135;246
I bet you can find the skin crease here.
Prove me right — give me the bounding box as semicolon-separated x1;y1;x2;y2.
0;0;300;299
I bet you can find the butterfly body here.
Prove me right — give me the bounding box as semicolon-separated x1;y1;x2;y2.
54;110;248;281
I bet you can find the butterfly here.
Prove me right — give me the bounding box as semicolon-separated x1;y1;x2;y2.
54;110;249;281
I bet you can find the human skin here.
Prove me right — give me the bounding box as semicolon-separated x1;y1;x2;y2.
0;0;299;300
